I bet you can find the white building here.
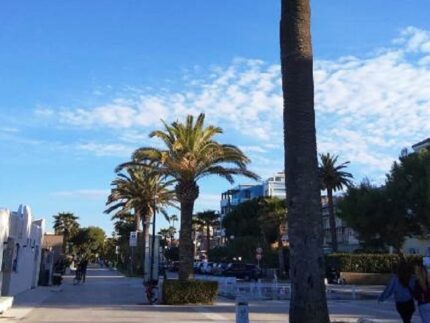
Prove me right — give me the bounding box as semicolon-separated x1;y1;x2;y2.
262;172;286;199
321;196;360;253
412;137;430;152
220;171;286;219
0;205;45;297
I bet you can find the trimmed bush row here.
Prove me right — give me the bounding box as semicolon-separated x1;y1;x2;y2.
327;253;423;273
162;280;218;305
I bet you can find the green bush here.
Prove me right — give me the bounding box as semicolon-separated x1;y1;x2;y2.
327;253;422;273
162;280;218;305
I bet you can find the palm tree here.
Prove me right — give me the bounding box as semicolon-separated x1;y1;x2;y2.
319;153;353;252
192;217;204;258
258;197;287;277
280;0;330;321
167;225;177;246
169;214;179;231
193;211;220;257
53;212;80;253
105;164;176;271
158;228;171;247
124;113;259;280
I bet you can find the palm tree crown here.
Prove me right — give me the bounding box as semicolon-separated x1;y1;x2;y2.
319;153;353;192
105;164;176;230
319;153;353;253
122;113;258;281
53;212;80;252
129;114;259;184
193;210;220;255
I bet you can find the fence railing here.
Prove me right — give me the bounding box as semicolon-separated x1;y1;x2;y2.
194;275;364;301
194;276;291;300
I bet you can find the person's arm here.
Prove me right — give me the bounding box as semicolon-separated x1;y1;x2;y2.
412;279;422;301
378;276;395;302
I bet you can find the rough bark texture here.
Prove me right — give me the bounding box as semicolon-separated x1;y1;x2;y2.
141;214;150;276
134;209;141;232
280;0;330;322
327;187;338;252
176;181;199;281
278;229;286;277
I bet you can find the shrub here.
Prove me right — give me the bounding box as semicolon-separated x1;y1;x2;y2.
162;280;218;305
327;253;422;273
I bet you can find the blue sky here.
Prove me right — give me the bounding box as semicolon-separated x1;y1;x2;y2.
1;1;430;235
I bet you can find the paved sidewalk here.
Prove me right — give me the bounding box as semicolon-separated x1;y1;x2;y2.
0;267;420;322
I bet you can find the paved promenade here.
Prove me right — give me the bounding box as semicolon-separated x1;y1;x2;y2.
0;267;422;322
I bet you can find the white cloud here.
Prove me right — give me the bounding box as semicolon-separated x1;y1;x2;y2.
76;143;134;157
0;127;19;133
34;108;54;117
239;145;267;154
36;27;430;182
50;189;109;199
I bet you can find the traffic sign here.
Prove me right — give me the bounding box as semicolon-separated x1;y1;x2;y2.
129;231;138;247
256;247;263;254
256;254;262;261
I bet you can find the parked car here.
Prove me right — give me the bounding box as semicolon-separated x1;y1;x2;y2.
201;262;216;274
213;263;229;276
221;263;263;281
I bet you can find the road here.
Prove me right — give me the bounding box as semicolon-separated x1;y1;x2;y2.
0;267;422;322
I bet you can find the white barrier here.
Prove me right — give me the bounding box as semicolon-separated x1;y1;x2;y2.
195;276;291;300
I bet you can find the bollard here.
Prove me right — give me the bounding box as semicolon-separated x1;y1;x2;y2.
352;285;356;300
236;298;249;323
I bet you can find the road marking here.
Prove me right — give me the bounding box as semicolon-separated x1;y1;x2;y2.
192;306;230;321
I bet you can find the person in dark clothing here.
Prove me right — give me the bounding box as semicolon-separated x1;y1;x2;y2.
379;262;415;323
80;259;89;283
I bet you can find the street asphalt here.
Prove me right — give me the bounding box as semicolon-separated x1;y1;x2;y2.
0;267;422;322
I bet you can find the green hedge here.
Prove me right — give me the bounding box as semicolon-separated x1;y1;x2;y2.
162;280;218;305
327;253;422;273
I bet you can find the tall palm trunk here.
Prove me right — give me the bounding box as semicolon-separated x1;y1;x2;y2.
63;232;69;253
176;181;199;281
277;226;286;277
280;0;329;322
206;224;211;257
134;209;141;232
141;213;150;276
327;187;338;252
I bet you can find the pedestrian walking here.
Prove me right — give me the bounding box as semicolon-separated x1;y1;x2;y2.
378;261;415;323
413;258;430;322
80;258;89;283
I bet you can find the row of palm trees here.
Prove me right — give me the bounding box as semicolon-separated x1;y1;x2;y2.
105;113;258;281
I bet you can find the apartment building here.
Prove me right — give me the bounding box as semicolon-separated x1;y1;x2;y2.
220;171;286;220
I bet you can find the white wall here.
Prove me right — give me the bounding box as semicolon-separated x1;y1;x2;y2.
0;205;45;296
0;209;10;294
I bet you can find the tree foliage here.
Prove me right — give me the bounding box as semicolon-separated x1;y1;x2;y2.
121;113;258;280
258;197;287;244
222;198;263;239
338;148;430;250
71;226;106;259
52;212;80;252
193;210;220;254
319;153;353;252
105;164;176;230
